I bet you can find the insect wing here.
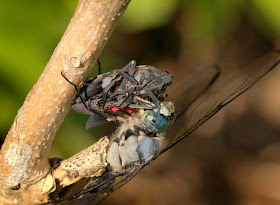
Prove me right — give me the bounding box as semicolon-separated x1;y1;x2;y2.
53;165;143;205
161;51;280;155
72;102;95;115
75;165;142;205
86;114;108;130
169;64;220;118
78;77;101;102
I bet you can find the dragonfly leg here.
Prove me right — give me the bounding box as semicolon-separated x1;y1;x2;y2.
143;87;161;123
120;60;137;76
131;96;157;109
110;163;143;192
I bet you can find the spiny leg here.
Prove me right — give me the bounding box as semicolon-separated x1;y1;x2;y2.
109;75;163;117
101;60;137;108
137;71;165;122
100;61;137;107
109;63;161;98
117;69;138;85
129;96;156;109
144;87;161;124
100;70;122;108
113;95;133;115
117;94;157;110
110;66;157;97
120;60;137;76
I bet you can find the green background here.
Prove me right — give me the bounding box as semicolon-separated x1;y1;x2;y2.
1;0;280;204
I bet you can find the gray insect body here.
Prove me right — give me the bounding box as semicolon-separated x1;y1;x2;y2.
71;60;173;129
107;115;163;172
111;64;173;107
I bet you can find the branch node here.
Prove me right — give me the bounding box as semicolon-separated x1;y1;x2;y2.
62;55;86;76
70;56;81;68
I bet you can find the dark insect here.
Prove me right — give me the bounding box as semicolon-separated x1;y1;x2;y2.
44;52;280;205
62;60;173;129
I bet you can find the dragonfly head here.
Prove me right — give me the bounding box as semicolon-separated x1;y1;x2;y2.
141;101;175;133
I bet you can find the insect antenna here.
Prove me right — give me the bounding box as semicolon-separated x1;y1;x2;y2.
61;71;92;114
97;58;102;75
61;71;80;94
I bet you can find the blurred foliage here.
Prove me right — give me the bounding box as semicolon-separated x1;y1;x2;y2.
0;0;280;155
1;0;280;197
120;0;179;32
0;0;76;137
249;0;280;35
0;0;279;156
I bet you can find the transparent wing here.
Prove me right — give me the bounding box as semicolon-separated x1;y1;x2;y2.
169;64;220;119
160;51;280;156
75;165;142;205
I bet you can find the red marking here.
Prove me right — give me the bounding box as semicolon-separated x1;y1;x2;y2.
109;106;137;113
124;107;137;113
109;106;119;112
113;81;120;93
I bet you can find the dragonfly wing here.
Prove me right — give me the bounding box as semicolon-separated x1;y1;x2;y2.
74;165;143;205
168;64;220;119
161;51;280;155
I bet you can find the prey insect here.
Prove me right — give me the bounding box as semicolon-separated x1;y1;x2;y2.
45;52;280;205
63;60;173;129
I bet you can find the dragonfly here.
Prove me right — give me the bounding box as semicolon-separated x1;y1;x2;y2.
42;51;280;205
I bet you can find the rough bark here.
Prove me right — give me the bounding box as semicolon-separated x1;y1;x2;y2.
0;0;131;204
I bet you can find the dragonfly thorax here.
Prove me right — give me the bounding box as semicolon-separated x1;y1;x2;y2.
107;101;174;172
107;113;164;172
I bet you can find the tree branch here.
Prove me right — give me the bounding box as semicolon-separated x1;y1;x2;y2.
0;0;131;204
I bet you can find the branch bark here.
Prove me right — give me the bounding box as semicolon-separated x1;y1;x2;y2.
0;0;131;204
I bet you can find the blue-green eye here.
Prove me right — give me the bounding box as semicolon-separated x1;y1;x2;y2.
141;101;175;133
